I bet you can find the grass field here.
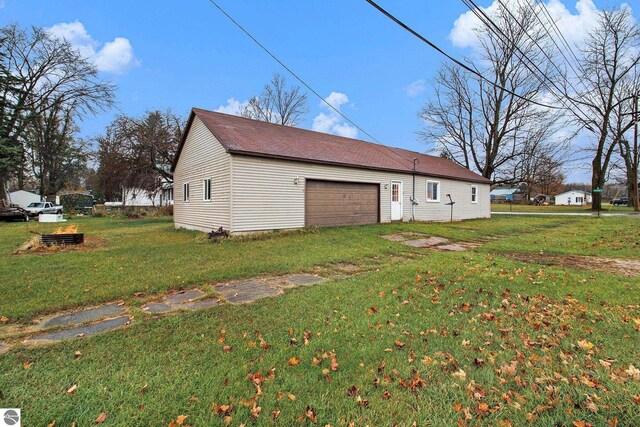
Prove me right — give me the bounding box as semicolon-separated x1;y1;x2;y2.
491;203;637;214
0;215;638;426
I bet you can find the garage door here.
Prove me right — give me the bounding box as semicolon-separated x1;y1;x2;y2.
305;180;379;226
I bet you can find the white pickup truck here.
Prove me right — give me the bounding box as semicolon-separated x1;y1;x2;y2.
24;202;63;216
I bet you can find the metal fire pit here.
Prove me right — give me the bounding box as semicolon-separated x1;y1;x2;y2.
40;233;85;246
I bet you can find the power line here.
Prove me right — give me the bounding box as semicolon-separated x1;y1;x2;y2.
363;0;560;110
533;0;584;72
462;0;593;122
205;0;383;144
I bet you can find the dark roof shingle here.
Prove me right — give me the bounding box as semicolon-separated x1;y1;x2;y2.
173;108;489;184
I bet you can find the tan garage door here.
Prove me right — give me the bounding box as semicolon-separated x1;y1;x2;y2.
305;180;379;226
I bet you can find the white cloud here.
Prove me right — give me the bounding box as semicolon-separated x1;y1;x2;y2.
405;79;426;97
47;21;139;74
311;91;357;138
215;98;248;115
450;0;602;51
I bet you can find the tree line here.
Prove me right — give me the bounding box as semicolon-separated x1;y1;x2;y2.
2;4;639;211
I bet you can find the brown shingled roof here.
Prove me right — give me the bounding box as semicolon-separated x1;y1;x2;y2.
172;108;490;184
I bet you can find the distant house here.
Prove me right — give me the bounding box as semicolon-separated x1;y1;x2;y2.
555;190;592;206
122;187;161;207
490;188;524;203
8;190;41;207
171;108;491;234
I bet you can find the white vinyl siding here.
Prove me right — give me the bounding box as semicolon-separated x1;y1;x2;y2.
173;116;231;232
471;185;478;203
426;180;440;202
230;155;491;233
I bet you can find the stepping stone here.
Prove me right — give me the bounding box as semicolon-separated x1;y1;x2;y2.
0;342;9;354
165;289;205;305
142;302;173;314
39;303;125;329
266;274;324;288
215;279;282;304
180;298;220;310
403;237;450;248
26;316;131;343
436;244;470;252
381;234;408;242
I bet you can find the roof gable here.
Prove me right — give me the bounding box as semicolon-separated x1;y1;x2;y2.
172;108;490;184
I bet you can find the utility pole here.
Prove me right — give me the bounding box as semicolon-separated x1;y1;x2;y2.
634;93;639;211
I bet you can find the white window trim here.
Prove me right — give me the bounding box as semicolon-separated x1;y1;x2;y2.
203;178;212;202
426;180;440;202
471;185;478;204
183;182;190;203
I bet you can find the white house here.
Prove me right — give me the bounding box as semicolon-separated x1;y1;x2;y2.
122;187;161;207
8;190;41;207
554;190;592;206
171;108;491;234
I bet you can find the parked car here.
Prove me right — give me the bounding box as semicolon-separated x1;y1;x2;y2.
0;205;29;222
610;197;629;206
24;201;63;216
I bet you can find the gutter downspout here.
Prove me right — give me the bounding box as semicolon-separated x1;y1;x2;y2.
411;158;418;221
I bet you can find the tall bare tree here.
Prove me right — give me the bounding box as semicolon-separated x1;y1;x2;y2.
571;8;640;210
0;24;114;202
420;2;559;183
241;73;308;126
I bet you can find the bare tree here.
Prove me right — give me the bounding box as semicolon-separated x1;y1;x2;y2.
241;73;308;126
420;2;559;183
0;24;114;202
571;8;640;210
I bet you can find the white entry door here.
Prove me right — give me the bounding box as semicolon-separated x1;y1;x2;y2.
390;181;403;221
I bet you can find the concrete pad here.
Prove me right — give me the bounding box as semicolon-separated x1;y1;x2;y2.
142;302;173;314
179;298;221;310
266;274;324;288
39;303;125;329
27;316;131;343
215;279;282;304
165;289;205;305
404;237;450;248
436;244;469;252
381;234;408;242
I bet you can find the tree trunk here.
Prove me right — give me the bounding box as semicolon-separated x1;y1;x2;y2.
591;159;604;210
0;173;7;205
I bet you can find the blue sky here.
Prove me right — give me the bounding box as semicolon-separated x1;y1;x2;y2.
0;0;627;181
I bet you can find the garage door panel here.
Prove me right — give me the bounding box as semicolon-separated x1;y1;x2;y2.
305;180;379;226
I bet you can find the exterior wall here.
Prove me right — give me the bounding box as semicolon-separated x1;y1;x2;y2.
555;191;591;206
9;190;41;207
173;116;231;232
122;187;161;206
230;155;490;233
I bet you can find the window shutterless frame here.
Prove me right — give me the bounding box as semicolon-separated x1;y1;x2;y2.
426;180;440;202
183;182;190;202
203;178;212;201
471;185;478;203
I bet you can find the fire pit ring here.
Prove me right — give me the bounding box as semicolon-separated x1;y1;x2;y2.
40;233;84;246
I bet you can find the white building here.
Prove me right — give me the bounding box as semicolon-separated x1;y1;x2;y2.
171;108;491;234
554;190;592;206
8;190;41;207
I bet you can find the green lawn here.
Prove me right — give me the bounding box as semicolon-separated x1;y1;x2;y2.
0;216;639;426
491;203;638;213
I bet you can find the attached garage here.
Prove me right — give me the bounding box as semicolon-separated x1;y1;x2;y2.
305;180;379;226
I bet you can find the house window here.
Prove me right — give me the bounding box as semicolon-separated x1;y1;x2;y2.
392;183;399;202
203;178;212;201
471;186;478;203
426;180;440;202
183;182;190;202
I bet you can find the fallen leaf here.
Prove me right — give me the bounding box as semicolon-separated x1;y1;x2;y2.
452;369;467;380
288;357;300;366
74;351;82;358
347;385;359;397
176;415;188;425
250;404;261;419
271;409;281;420
287;393;296;401
356;395;369;407
23;362;33;370
95;413;107;423
394;339;405;349
66;384;78;394
222;345;232;352
305;406;317;423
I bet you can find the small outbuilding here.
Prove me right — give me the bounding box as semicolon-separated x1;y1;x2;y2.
171;108;491;234
554;190;592;206
8;190;41;208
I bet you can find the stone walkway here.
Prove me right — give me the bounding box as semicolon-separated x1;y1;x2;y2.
1;273;324;351
382;232;482;251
